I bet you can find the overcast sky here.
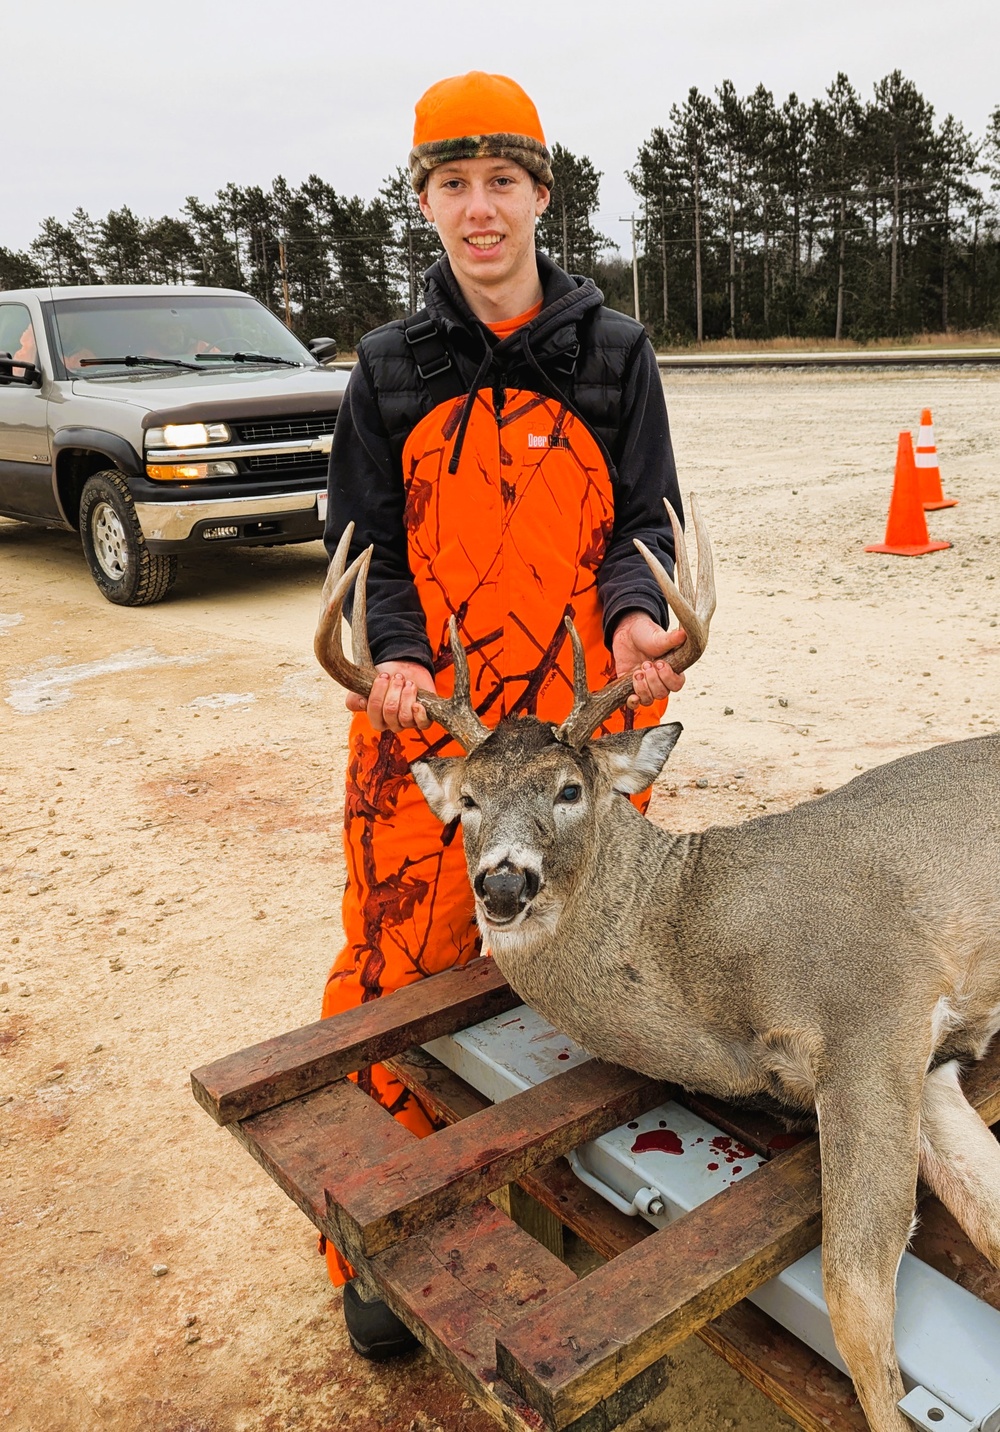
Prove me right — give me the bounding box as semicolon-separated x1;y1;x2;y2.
5;0;999;253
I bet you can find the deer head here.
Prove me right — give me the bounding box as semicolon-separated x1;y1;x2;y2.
315;499;714;940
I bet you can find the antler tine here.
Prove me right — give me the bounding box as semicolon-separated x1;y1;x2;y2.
691;496;717;628
553;618;635;746
635;495;716;674
555;495;715;746
666;497;693;604
447;616;472;707
424;617;491;751
556;617;592;732
314;523;378;699
315;525;489;752
350;549;373;672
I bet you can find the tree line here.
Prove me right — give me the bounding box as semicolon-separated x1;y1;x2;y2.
629;72;1000;342
2;71;999;346
0;170;441;351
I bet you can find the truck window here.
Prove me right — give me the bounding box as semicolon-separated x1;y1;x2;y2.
0;303;36;375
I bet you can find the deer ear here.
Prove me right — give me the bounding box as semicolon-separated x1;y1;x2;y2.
410;756;466;823
591;722;683;795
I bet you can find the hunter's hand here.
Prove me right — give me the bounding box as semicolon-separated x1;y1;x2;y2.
345;661;436;732
612;612;686;708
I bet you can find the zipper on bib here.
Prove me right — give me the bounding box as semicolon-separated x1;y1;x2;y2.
496;385;510;710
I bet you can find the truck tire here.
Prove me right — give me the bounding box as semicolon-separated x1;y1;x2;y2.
79;469;177;606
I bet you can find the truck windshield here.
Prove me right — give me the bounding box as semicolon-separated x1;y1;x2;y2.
50;293;315;375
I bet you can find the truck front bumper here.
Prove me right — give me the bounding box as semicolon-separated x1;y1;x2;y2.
134;489;325;552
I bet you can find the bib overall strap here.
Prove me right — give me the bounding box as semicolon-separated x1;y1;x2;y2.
402;310;466;407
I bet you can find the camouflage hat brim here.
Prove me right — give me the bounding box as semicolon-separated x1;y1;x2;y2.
409;133;553;192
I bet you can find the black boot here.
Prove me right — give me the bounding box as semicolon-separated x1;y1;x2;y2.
342;1279;419;1361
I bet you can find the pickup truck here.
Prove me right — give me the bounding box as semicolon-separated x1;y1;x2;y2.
0;284;348;604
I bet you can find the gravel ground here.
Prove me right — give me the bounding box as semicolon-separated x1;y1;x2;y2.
1;366;997;1432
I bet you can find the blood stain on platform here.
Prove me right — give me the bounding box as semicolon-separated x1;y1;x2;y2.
710;1134;755;1165
631;1129;683;1155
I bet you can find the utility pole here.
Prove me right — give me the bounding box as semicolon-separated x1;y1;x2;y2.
659;195;669;330
278;239;292;328
406;224;416;313
619;215;641;324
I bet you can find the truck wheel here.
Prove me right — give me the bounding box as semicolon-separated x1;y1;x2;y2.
79;469;177;606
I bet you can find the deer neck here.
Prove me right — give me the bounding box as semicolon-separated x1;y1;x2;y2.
486;796;689;1037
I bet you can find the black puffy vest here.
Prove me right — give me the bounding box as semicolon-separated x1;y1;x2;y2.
357;295;646;475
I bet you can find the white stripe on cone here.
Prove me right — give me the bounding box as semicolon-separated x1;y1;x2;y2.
915;420;937;469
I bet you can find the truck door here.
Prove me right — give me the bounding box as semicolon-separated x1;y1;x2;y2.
0;301;58;521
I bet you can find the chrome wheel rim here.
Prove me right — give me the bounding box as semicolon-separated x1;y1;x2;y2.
92;502;129;580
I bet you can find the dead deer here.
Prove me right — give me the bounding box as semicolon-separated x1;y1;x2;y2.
316;508;1000;1432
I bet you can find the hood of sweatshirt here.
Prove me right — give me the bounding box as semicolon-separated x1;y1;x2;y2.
422;251;605;369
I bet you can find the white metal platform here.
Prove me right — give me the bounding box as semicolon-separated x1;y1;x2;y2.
425;1004;1000;1432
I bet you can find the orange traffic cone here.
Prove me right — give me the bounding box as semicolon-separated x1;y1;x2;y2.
915;407;958;509
865;431;951;556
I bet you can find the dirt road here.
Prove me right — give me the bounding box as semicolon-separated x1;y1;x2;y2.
2;368;997;1432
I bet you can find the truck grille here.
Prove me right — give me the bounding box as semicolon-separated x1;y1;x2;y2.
244;450;327;472
232;414;335;444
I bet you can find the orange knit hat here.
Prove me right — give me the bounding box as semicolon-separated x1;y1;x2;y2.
409;72;553;192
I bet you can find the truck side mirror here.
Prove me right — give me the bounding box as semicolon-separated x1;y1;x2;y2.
308;336;338;363
0;353;42;387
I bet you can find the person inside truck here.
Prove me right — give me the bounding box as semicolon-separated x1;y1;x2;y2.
13;323;37;366
53;315;97;372
147;312;221;359
320;70;686;1359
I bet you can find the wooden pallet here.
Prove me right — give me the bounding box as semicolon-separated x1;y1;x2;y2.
191;958;1000;1432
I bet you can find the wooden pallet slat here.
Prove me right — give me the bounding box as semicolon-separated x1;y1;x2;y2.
191;957;516;1125
494;1139;824;1430
232;1075;411;1230
324;1061;671;1262
911;1187;1000;1312
373;1198;577;1432
697;1302;866;1432
224;1069;580;1432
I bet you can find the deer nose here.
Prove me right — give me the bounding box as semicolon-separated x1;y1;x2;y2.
475;864;540;921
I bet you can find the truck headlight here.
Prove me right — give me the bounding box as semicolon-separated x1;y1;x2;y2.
146;422;231;448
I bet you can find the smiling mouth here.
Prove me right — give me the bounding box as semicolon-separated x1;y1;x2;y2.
466;235;504;249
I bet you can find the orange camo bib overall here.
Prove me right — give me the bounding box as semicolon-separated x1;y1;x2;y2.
321;384;667;1282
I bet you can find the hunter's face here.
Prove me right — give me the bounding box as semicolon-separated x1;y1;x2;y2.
418;157;549;298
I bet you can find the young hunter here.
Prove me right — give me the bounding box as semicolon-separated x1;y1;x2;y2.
321;70;687;1357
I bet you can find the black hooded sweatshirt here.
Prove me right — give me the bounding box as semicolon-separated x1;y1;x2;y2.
324;251;683;671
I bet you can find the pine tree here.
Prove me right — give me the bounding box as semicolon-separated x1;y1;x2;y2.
535;144;607;275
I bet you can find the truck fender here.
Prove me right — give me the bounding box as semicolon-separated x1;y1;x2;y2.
52;427;143;478
52;428;143;526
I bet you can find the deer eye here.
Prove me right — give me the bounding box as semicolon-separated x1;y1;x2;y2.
459;793;478;811
557;783;581;804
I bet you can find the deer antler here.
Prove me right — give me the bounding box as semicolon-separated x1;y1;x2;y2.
314;525;490;751
555;495;715;747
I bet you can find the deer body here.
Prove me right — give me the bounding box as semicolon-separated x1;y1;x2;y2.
485;729;1000;1110
317;509;1000;1432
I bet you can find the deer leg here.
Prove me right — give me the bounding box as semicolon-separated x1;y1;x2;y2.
816;1068;923;1432
918;1058;1000;1265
